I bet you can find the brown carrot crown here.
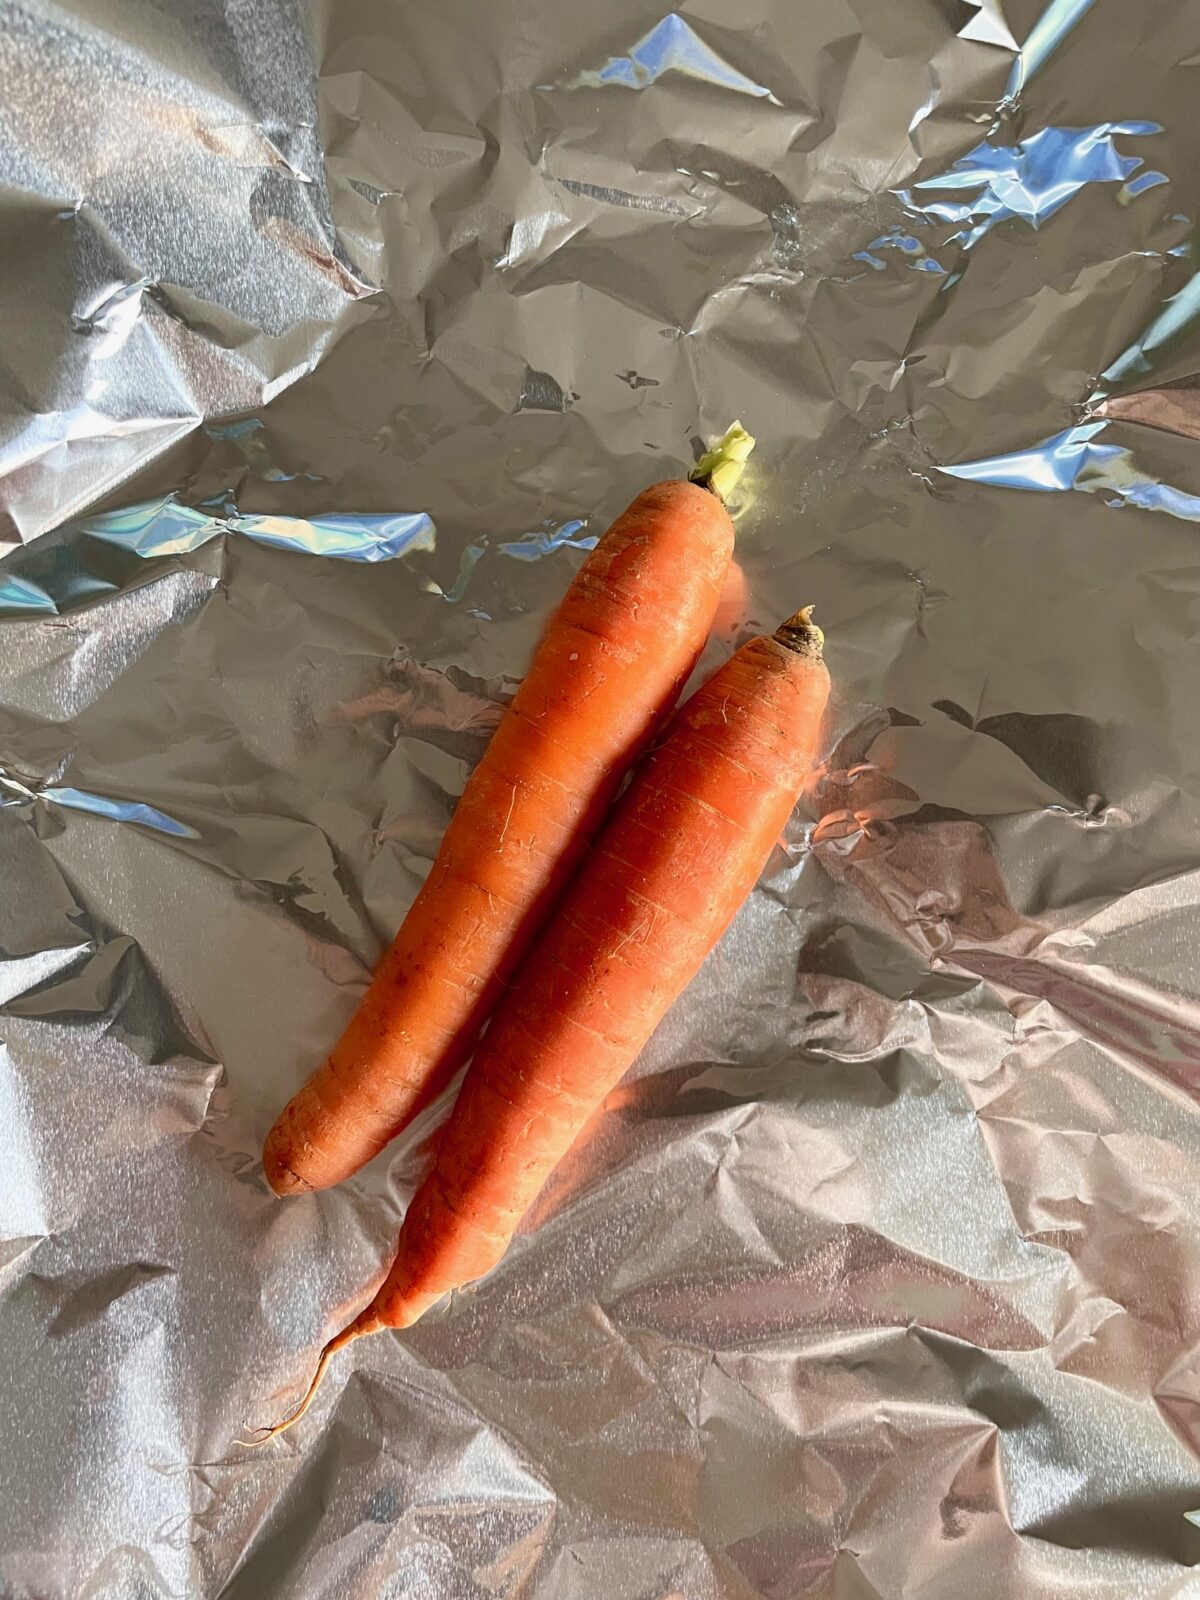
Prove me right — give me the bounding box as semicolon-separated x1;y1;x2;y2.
774;607;824;657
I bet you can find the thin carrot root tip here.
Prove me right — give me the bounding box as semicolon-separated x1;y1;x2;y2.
233;1321;366;1447
689;421;756;502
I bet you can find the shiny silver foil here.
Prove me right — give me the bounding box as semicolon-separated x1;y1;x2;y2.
2;0;1200;1593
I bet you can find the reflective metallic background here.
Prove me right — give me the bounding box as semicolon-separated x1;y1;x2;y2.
2;1;1200;1594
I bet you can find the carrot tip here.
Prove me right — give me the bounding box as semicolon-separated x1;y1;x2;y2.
689;421;755;502
233;1318;372;1447
262;1127;317;1197
775;608;825;657
233;1426;275;1450
264;1161;313;1198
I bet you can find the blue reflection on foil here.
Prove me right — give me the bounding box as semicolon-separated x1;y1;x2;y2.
40;786;197;838
565;12;781;102
1005;0;1097;102
436;539;488;604
79;496;437;564
853;226;946;275
240;511;435;561
499;520;597;560
941;422;1200;524
1123;170;1169;198
0;574;58;615
203;418;263;443
1103;268;1200;387
904;122;1160;249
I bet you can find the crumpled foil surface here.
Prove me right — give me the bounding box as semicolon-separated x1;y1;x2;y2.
3;0;1200;1594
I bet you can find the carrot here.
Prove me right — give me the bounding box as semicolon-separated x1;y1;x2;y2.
245;607;830;1440
262;426;754;1196
712;555;749;642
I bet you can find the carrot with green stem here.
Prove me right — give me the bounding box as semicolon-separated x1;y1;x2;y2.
262;426;753;1195
246;606;830;1440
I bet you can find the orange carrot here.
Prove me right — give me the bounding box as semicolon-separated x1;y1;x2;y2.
247;608;829;1439
712;554;750;643
262;429;754;1196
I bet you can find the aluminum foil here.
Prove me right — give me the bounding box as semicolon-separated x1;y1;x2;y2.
3;0;1200;1594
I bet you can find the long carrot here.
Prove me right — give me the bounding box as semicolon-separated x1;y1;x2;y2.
262;426;753;1195
246;607;830;1439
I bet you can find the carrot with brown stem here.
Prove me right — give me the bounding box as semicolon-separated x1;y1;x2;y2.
245;606;830;1440
262;425;753;1196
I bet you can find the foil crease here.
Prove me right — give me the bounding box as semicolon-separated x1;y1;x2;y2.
2;1;1200;1595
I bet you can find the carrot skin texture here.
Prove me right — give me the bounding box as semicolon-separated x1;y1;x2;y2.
364;616;831;1332
263;481;734;1195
